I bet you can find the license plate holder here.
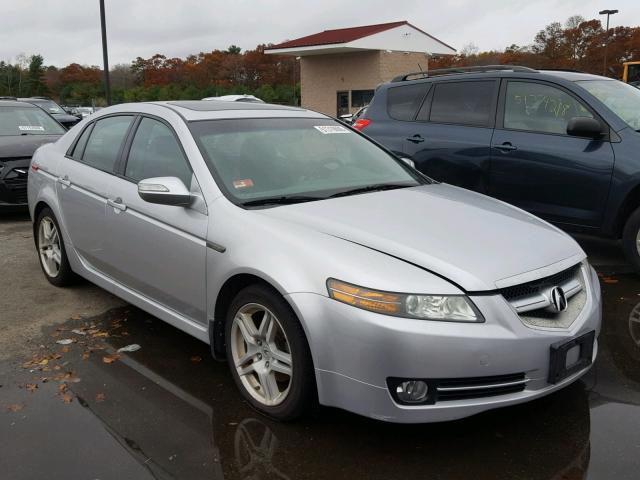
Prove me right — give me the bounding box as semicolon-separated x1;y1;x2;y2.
548;331;595;384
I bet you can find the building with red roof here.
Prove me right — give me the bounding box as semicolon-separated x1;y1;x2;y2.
265;21;456;116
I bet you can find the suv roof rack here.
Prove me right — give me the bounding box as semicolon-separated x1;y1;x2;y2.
0;96;18;101
391;65;538;82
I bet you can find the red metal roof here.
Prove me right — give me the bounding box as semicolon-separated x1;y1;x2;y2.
266;21;410;50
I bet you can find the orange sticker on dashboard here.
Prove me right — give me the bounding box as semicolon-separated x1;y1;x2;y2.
233;179;254;189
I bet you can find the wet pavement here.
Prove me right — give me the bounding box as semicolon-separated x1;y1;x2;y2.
1;233;639;479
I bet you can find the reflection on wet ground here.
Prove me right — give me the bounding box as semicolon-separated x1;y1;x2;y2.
1;275;640;480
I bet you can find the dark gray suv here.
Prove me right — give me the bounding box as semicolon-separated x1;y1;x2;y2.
358;65;640;272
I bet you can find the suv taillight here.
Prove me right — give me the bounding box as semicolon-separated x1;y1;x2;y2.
353;118;371;131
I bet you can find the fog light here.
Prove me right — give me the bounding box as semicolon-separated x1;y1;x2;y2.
396;380;429;403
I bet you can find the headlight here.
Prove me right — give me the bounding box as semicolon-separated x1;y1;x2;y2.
327;278;483;322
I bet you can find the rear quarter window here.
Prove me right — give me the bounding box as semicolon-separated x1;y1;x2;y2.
386;83;430;121
429;81;497;127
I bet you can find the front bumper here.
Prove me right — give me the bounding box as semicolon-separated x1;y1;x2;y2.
287;265;601;423
0;159;30;207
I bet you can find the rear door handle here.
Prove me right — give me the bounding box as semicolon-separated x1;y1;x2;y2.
492;142;517;152
107;197;127;212
57;175;71;188
407;135;425;144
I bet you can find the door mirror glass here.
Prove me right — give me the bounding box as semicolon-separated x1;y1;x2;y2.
566;117;604;138
138;176;192;206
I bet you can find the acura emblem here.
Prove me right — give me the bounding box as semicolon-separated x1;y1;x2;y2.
549;286;568;312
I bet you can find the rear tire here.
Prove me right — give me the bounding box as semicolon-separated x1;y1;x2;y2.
35;208;75;287
225;284;316;421
622;206;640;275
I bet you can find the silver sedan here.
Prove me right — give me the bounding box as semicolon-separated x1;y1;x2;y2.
27;100;601;422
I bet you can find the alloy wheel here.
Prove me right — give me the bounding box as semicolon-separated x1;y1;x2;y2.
230;303;293;406
38;217;62;278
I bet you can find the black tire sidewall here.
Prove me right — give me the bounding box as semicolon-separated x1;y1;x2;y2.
35;208;74;287
224;284;315;421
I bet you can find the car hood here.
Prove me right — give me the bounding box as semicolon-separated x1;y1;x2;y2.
260;184;585;291
0;135;61;159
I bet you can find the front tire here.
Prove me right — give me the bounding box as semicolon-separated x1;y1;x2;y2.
35;208;75;287
225;284;316;421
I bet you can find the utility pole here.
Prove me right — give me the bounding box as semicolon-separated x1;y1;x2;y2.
99;0;111;105
599;9;619;77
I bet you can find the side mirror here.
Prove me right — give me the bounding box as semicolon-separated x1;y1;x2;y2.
339;114;354;124
138;176;192;206
400;157;415;168
566;117;604;139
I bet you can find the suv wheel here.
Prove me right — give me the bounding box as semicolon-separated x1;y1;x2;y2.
225;284;316;421
35;208;75;286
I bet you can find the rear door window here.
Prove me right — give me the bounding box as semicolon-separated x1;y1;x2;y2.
81;116;133;173
429;81;497;126
387;83;430;121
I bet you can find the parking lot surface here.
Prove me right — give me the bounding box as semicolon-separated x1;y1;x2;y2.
1;213;639;479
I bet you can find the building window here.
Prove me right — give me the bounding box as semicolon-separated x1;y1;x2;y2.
351;90;375;108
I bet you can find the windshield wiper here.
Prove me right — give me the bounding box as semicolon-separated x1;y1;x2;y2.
329;183;412;199
241;195;322;207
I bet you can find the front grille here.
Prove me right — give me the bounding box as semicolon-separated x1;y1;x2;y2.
500;264;587;329
500;265;581;301
1;167;28;204
436;372;527;401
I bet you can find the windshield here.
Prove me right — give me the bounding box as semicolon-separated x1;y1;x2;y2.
577;79;640;130
0;106;66;136
31;99;65;114
190;118;427;205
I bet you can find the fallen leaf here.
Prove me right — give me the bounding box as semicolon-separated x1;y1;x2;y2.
38;359;49;366
6;403;24;412
82;352;90;360
117;344;141;353
61;393;73;404
56;339;74;345
70;314;82;320
190;355;202;363
102;354;120;364
25;383;38;393
95;393;106;402
61;346;70;354
71;329;87;336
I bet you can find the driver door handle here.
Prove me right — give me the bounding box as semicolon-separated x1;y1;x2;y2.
407;134;425;144
107;197;127;212
57;175;71;188
492;142;518;152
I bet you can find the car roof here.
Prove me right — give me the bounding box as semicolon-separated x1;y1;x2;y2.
384;68;612;88
0;99;38;108
149;100;326;121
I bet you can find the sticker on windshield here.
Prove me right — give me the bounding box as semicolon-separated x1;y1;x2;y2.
233;179;254;189
18;125;45;132
314;125;349;134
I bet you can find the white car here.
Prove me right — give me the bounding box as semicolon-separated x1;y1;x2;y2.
202;95;264;103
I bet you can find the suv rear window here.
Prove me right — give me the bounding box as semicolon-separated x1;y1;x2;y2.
387;83;430;121
429;81;496;127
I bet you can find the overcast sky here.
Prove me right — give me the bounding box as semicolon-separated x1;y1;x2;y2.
2;0;639;67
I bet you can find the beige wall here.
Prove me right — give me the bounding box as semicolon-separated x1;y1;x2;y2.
300;50;429;116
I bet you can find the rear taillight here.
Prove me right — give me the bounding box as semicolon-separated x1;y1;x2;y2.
353;118;371;131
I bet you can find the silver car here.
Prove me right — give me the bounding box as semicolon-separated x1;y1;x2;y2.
27;100;601;423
